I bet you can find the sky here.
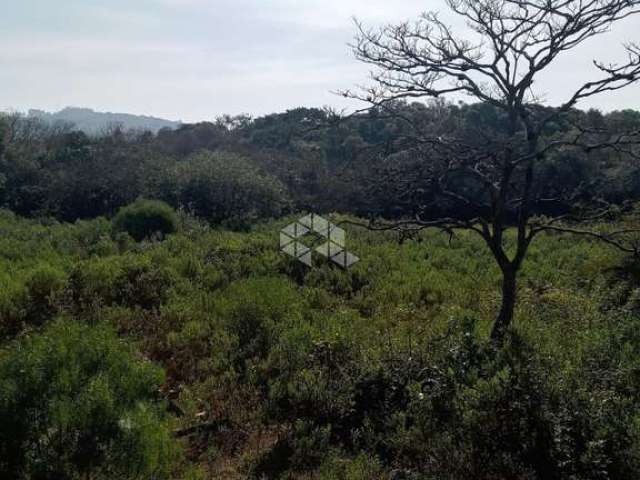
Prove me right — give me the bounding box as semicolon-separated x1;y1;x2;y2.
1;0;639;123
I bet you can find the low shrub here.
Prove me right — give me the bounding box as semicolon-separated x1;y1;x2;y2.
68;254;176;314
24;264;67;325
0;318;178;479
317;453;384;480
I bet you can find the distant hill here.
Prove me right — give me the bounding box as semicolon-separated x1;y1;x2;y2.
28;107;181;134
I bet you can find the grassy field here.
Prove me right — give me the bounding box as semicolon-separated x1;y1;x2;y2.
1;209;639;479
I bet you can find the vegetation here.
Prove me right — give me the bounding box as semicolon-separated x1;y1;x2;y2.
1;2;639;478
0;318;177;479
113;198;179;241
151;151;291;228
0;207;639;478
2;105;640;226
347;0;640;345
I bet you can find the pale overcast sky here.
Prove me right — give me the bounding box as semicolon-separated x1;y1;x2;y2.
1;0;638;123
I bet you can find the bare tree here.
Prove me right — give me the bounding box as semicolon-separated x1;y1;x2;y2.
344;0;640;345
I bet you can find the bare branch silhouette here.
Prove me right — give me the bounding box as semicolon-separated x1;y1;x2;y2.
344;0;640;345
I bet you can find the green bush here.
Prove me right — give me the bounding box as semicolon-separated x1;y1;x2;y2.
153;151;291;228
24;265;67;325
317;453;384;480
113;199;178;241
67;254;177;320
1;209;640;478
214;277;304;375
0;318;177;479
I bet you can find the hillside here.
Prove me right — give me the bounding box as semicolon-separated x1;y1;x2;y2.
27;107;181;134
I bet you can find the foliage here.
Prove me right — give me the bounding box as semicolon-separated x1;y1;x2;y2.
152;150;291;228
113;198;178;241
23;264;67;325
2;106;639;224
0;318;178;479
0;210;639;478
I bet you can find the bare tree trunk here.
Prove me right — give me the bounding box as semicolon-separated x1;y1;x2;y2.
491;266;517;344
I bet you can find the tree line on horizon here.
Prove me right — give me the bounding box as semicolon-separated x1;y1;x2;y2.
1;102;639;226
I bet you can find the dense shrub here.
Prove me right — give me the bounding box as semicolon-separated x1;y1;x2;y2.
0;272;26;338
24;265;67;325
214;276;305;373
113;199;178;241
317;453;384;480
0;318;177;479
68;254;176;314
153;151;291;228
0;211;639;479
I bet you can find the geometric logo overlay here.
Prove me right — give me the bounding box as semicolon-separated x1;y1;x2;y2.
280;213;359;268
